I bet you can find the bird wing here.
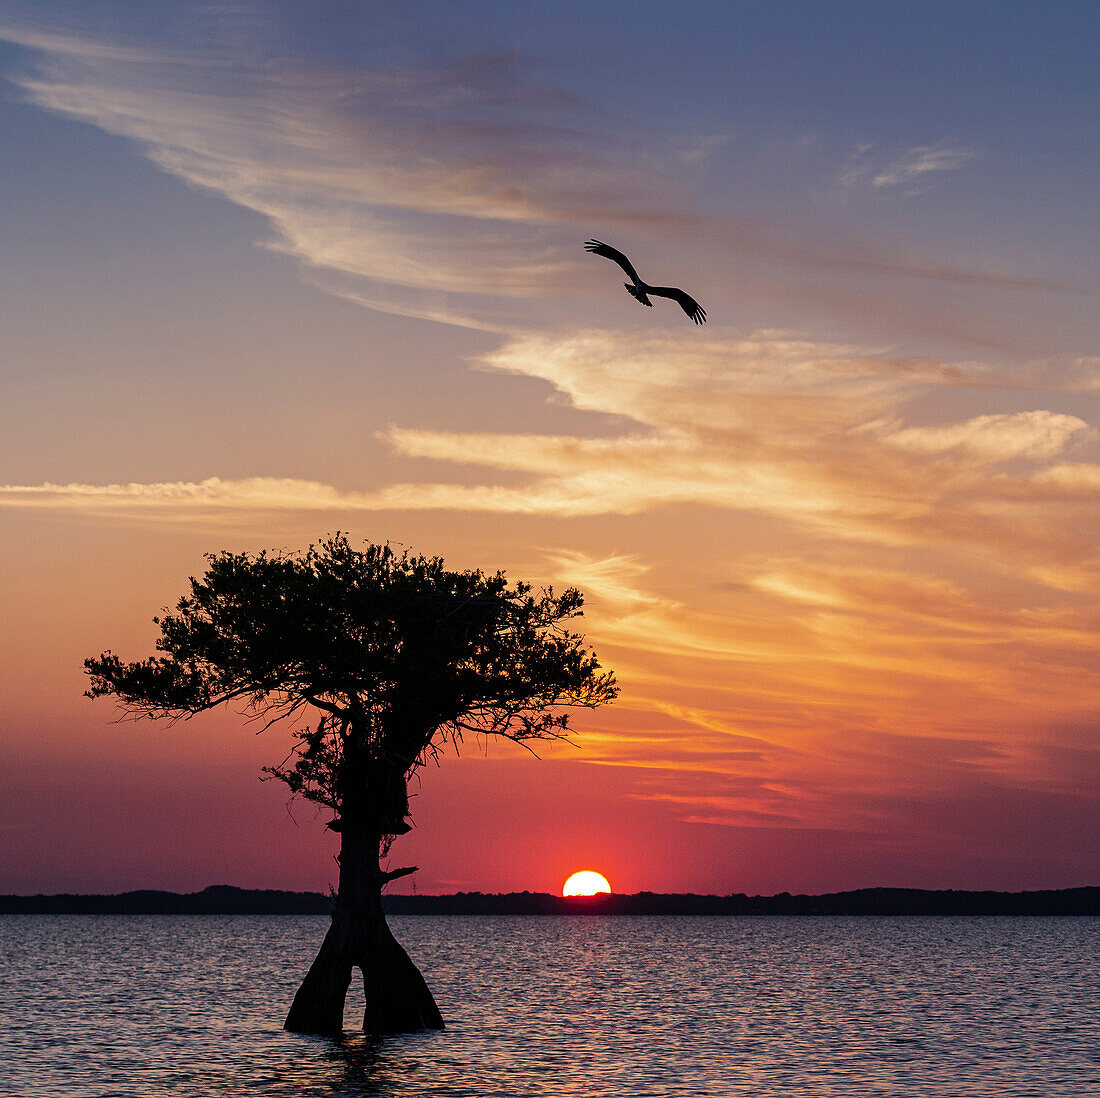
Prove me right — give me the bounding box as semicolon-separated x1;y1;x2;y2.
647;285;707;324
584;239;641;284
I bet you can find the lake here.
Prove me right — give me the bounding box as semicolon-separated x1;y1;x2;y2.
3;915;1097;1096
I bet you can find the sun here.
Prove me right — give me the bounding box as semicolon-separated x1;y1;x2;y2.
562;870;612;897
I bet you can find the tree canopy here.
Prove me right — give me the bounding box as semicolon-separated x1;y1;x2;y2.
85;534;618;830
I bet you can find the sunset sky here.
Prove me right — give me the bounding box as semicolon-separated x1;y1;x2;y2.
2;1;1097;897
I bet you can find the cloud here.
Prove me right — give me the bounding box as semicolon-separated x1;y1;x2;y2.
541;550;665;611
0;476;361;514
546;546;1100;837
0;18;174;64
871;144;976;188
5;330;1098;567
0;8;1071;342
377;330;1100;564
1;26;655;324
0;474;625;517
1029;462;1100;494
885;411;1094;461
844;141;976;194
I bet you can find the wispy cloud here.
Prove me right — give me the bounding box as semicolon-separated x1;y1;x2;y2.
538;543;1100;838
872;143;976;188
0;474;622;517
843;141;976;195
5;331;1098;571
885;411;1094;460
0;18;175;64
0;9;1068;341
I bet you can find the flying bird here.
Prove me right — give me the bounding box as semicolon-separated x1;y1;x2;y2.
584;239;707;324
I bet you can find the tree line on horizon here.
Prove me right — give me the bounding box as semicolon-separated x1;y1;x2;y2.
6;884;1097;916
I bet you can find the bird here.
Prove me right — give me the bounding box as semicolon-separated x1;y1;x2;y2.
584;239;706;324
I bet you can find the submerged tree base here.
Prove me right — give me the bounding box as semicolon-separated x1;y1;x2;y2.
284;911;444;1035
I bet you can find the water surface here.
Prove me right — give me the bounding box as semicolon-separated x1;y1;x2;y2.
3;915;1096;1096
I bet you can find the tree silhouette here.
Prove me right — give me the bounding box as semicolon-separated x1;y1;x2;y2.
84;534;617;1034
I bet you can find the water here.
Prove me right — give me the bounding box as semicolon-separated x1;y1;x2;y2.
2;915;1097;1096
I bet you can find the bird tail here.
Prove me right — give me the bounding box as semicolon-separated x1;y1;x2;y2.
625;283;652;307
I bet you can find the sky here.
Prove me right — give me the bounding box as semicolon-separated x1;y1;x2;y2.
1;1;1098;896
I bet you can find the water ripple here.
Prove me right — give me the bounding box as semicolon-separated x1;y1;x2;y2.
1;915;1096;1096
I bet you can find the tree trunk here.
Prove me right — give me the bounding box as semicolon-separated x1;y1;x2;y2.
283;824;444;1034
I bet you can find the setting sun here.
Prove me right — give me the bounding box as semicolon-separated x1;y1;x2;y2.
563;871;612;897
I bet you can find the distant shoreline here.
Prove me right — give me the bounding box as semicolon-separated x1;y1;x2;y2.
2;884;1097;916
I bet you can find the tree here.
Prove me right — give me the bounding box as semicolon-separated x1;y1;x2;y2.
84;534;617;1034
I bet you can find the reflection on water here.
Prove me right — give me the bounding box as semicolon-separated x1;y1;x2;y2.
2;914;1097;1096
